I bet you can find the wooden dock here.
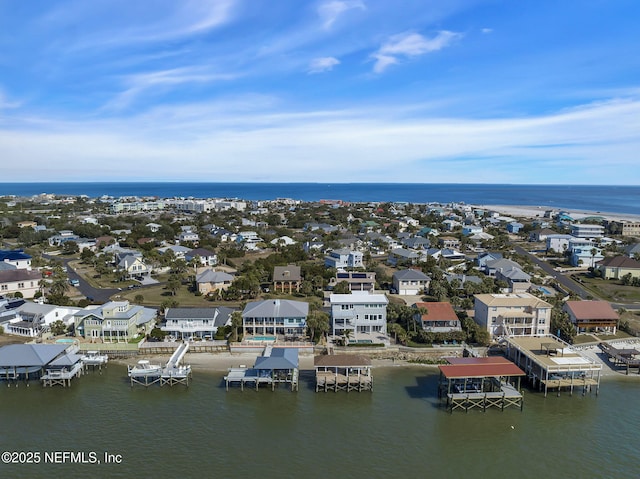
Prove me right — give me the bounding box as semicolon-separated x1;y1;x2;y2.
438;358;525;413
41;362;84;388
224;347;299;392
505;336;602;397
314;355;373;392
598;342;640;375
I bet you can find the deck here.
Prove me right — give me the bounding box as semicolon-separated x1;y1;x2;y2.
41;363;84;388
505;335;602;397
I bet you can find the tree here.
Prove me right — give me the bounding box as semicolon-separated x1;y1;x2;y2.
134;294;144;304
50;320;67;336
306;310;330;343
332;280;351;294
551;308;576;344
387;322;406;344
231;311;243;342
61;241;79;255
167;275;182;296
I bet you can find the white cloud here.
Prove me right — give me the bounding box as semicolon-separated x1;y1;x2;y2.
372;31;461;73
2;97;639;184
317;0;366;29
103;67;238;111
481;28;493;34
308;57;340;74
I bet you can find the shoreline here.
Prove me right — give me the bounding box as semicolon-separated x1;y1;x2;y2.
476;204;640;222
115;349;640;379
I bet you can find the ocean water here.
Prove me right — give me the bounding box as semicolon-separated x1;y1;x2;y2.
0;366;638;479
0;183;639;215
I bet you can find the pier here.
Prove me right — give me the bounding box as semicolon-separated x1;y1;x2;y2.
81;350;108;373
505;335;602;397
438;357;525;413
598;342;640;374
41;362;84;387
128;341;191;387
224;346;299;391
314;354;373;392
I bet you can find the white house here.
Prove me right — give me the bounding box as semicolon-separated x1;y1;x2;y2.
324;249;364;269
474;293;552;338
162;307;233;340
329;292;388;342
392;269;431;295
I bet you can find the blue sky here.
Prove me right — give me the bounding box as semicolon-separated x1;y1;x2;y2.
1;0;639;184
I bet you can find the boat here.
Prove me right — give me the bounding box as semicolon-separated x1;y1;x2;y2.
127;359;162;377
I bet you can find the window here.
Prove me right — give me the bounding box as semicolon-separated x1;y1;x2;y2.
538;318;545;324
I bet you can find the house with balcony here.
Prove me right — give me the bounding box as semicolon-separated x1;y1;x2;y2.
392;269;431;295
237;231;263;250
273;265;302;294
330;291;388;341
413;302;461;333
438;236;461;249
570;224;605;238
462;225;483;236
0;300;80;337
73;301;157;342
324;248;363;269
329;270;376;293
242;299;309;338
162;307;233;340
117;255;151;279
563;300;618;334
569;242;603;268
474;293;552;338
546;234;574;253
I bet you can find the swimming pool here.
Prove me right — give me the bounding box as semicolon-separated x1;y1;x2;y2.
251;336;276;341
55;338;77;344
538;286;554;296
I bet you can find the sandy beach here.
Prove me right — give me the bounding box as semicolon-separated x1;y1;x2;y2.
476;204;640;222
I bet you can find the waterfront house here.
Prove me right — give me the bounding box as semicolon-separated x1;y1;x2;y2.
596;256;640;280
273;265;302;294
73;301;157;342
413;302;461;333
195;269;234;295
162;307;233;340
0;300;80;337
474;293;552;338
330;291;388;341
563;301;618;334
242;299;309;339
392;269;431;295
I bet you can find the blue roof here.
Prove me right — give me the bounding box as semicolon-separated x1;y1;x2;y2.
0;249;31;261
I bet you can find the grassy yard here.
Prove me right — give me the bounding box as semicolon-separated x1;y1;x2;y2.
575;274;640;302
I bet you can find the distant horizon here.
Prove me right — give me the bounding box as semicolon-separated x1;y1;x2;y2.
2;181;638;187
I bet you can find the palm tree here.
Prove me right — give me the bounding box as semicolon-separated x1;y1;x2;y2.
230;311;243;342
341;328;352;346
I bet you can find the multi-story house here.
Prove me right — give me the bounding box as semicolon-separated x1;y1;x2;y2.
329;271;376;293
242;299;309;338
0;250;32;270
162;306;233;340
73;301;157;342
563;300;618;334
324;248;363;269
0;270;41;298
195;269;234;295
273;265;302;294
570;224;605;238
392;269;431;295
413;302;461;333
330;292;388;339
474;293;552;338
596;256;640;280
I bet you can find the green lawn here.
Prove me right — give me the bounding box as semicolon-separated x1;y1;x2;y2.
575;274;640;302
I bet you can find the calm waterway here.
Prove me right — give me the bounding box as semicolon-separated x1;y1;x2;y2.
0;365;638;479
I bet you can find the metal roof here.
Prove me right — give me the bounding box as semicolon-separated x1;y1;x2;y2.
438;363;525;379
253;348;298;370
0;344;69;367
243;299;308;319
